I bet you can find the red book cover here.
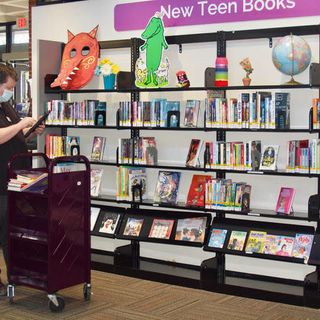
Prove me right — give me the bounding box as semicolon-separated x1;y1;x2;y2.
186;174;212;207
275;187;295;214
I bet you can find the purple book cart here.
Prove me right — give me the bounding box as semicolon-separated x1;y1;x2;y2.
7;153;91;312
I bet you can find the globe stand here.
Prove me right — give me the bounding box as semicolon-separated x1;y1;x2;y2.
285;76;301;85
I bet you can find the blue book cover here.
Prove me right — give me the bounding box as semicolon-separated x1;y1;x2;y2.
208;228;228;248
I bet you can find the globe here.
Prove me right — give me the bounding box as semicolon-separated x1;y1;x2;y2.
272;34;311;84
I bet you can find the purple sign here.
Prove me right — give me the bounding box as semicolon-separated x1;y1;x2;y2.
114;0;320;31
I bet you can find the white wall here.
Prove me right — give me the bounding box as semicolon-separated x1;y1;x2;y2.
32;0;320;280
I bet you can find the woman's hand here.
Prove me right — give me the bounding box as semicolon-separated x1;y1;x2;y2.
19;117;36;130
34;123;45;136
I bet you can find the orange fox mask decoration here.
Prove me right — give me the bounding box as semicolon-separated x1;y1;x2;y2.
50;25;99;90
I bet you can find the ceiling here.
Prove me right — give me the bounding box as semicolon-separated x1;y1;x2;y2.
0;0;28;24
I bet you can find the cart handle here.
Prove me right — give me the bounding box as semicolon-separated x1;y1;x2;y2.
7;152;50;177
48;155;91;174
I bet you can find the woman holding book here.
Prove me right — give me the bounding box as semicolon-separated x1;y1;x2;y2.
0;64;45;295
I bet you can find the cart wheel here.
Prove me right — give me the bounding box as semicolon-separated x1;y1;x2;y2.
7;284;14;304
48;295;65;312
83;283;91;301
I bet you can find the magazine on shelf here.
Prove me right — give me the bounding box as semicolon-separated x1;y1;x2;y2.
98;212;121;235
245;230;267;254
259;145;279;171
262;234;280;255
123;217;144;237
276;236;295;257
227;230;247;251
175;217;207;243
90;207;101;231
292;233;314;262
154;171;181;205
90;168;103;197
148;219;175;240
91;136;106;161
275;187;295;214
207;228;228;248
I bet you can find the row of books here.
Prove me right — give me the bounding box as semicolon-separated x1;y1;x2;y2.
208;228;313;262
45;135;80;158
206;91;290;129
312;98;320;129
45;99;106;126
118;137;158;165
118;99;199;127
91;208;207;244
204;179;251;212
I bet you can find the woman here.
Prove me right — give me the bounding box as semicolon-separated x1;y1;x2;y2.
0;64;44;295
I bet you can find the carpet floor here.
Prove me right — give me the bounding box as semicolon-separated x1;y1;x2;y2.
0;254;320;319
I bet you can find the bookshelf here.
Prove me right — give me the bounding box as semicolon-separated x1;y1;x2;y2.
39;24;320;308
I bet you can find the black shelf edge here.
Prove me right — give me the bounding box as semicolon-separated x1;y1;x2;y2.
44;84;319;94
90;196;313;222
45;125;118;129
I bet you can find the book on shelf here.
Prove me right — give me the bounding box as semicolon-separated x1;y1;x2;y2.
53;162;83;173
261;234;280;255
65;136;80;156
174;217;207;243
8;170;48;193
312;98;320;130
128;167;147;201
123;217;144;237
275;92;290;129
90;168;103;197
207;228;228;248
245;230;267;254
91;136;106;161
185;139;203;167
259;145;279;171
98;212;121;235
148;219;175;240
90;207;101;231
292;233;314;262
227;230;247;251
275;187;295;214
94;101;107;126
184;100;200;127
250;140;261;171
186;174;212;207
276;236;294;257
154;171;181;205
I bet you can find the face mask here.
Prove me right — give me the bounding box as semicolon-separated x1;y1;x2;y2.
0;89;13;103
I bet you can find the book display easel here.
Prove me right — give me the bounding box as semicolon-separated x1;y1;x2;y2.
40;24;320;308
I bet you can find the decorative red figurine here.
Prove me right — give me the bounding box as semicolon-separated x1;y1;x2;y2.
51;26;99;90
176;71;190;88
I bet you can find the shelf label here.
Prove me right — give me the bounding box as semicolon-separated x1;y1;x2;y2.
114;0;320;31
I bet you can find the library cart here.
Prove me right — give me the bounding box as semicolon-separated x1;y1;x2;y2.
6;152;91;312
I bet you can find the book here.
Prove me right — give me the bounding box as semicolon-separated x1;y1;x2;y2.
245;230;267;254
123;217;144;237
128;167;147;201
227;230;247;251
207;228;228;248
275;187;295;214
184;100;200;127
250;140;261;171
262;234;280;255
185;139;203;167
98;212;121;235
90;207;101;231
292;233;314;262
65;136;80;156
276;236;295;257
148;219;175;239
186;175;212;207
259;145;279;171
175;217;207;243
91;136;106;161
154;171;181;205
275;92;290;129
90;168;103;197
15;170;47;183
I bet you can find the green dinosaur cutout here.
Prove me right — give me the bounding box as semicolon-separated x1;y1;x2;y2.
135;13;169;88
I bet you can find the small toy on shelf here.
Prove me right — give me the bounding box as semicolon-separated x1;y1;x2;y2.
176;71;190;88
240;57;253;86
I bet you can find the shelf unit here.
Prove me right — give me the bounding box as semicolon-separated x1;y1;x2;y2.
40;24;320;307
